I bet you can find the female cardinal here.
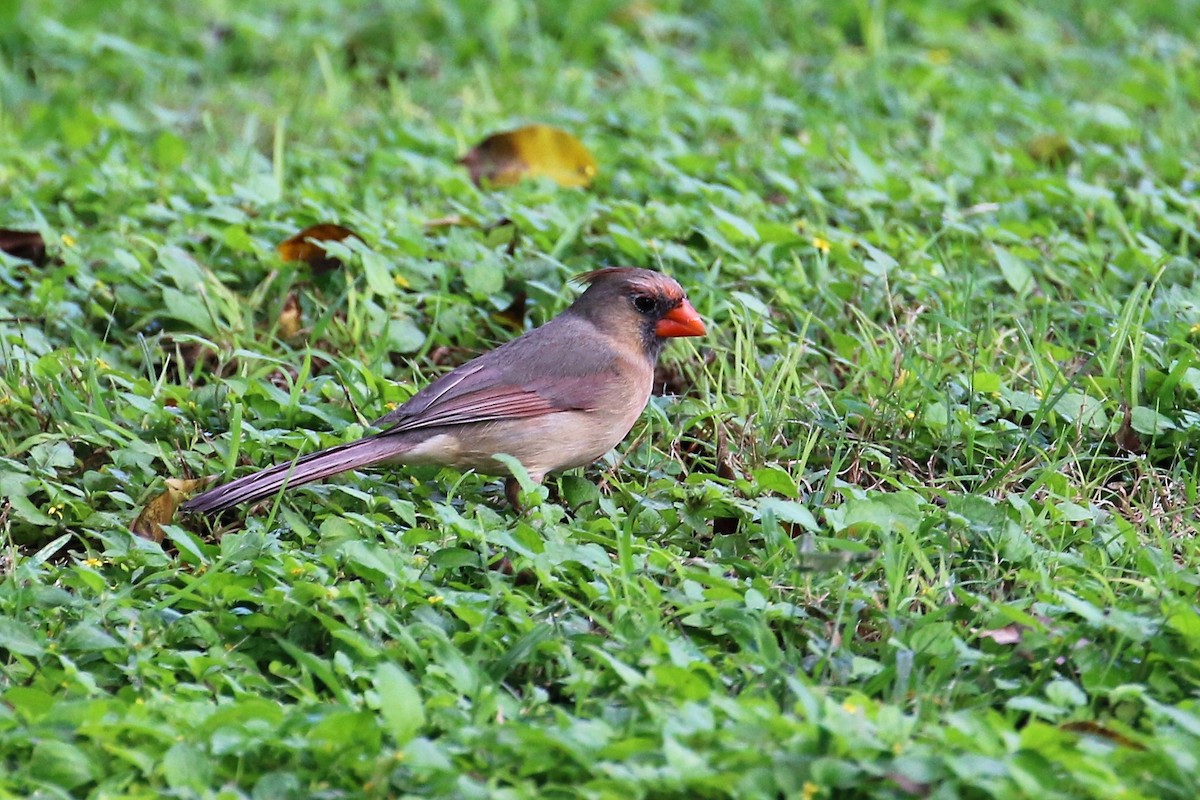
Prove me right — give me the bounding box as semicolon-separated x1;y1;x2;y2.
182;268;706;513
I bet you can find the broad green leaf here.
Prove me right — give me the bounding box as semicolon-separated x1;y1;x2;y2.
29;740;97;790
758;498;819;531
994;246;1033;294
752;466;797;497
1053;392;1108;430
161;287;214;334
709;205;760;243
158;245;205;290
1130;406;1176;435
162;742;212;792
826;491;924;535
375;663;425;745
972;371;1002;394
62;624;122;652
0;618;44;657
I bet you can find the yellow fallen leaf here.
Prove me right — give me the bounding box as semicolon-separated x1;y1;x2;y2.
460;124;598;188
131;478;210;541
277;223;363;272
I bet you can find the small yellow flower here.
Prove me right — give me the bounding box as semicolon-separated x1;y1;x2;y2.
842;701;859;714
385;402;399;412
48;504;64;519
428;594;444;605
83;557;103;568
802;781;820;800
895;369;911;388
1190;322;1200;334
394;274;410;289
905;410;915;420
95;358;110;371
812;236;831;254
1033;388;1044;399
928;48;951;65
61;234;77;247
411;554;428;566
290;567;305;576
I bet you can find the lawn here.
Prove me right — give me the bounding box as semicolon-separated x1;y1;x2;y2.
2;1;1200;797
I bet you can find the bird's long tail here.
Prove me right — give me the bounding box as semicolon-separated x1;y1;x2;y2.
181;436;406;514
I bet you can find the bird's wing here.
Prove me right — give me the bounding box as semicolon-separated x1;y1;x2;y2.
375;317;623;434
381;382;570;432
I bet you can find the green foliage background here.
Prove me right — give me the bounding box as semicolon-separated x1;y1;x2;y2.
2;1;1200;797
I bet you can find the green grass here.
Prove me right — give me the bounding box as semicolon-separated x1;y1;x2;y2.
3;0;1200;797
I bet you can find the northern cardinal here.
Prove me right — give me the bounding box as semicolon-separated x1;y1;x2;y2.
182;268;705;514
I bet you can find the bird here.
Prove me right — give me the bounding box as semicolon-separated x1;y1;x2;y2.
182;267;706;514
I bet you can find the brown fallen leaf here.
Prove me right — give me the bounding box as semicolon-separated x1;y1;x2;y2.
131;478;211;541
0;229;47;265
277;223;363;272
277;290;303;339
460;124;598;188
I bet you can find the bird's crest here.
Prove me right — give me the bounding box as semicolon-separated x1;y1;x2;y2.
572;267;682;299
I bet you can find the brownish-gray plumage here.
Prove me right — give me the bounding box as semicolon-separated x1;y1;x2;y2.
182;268;705;514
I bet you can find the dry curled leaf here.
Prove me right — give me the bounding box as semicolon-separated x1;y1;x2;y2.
0;229;47;265
976;624;1023;645
1060;720;1145;750
424;214;477;229
277;290;303;339
460;124;598;188
277;223;363;272
131;478;211;541
1114;404;1142;453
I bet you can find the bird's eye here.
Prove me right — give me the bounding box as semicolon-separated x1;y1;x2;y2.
633;295;656;314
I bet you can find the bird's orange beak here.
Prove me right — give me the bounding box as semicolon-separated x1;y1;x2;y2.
655;299;706;338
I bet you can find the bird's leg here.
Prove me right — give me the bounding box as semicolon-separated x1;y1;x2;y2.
504;476;523;512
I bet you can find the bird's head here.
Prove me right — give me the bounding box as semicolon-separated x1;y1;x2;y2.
571;268;706;359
